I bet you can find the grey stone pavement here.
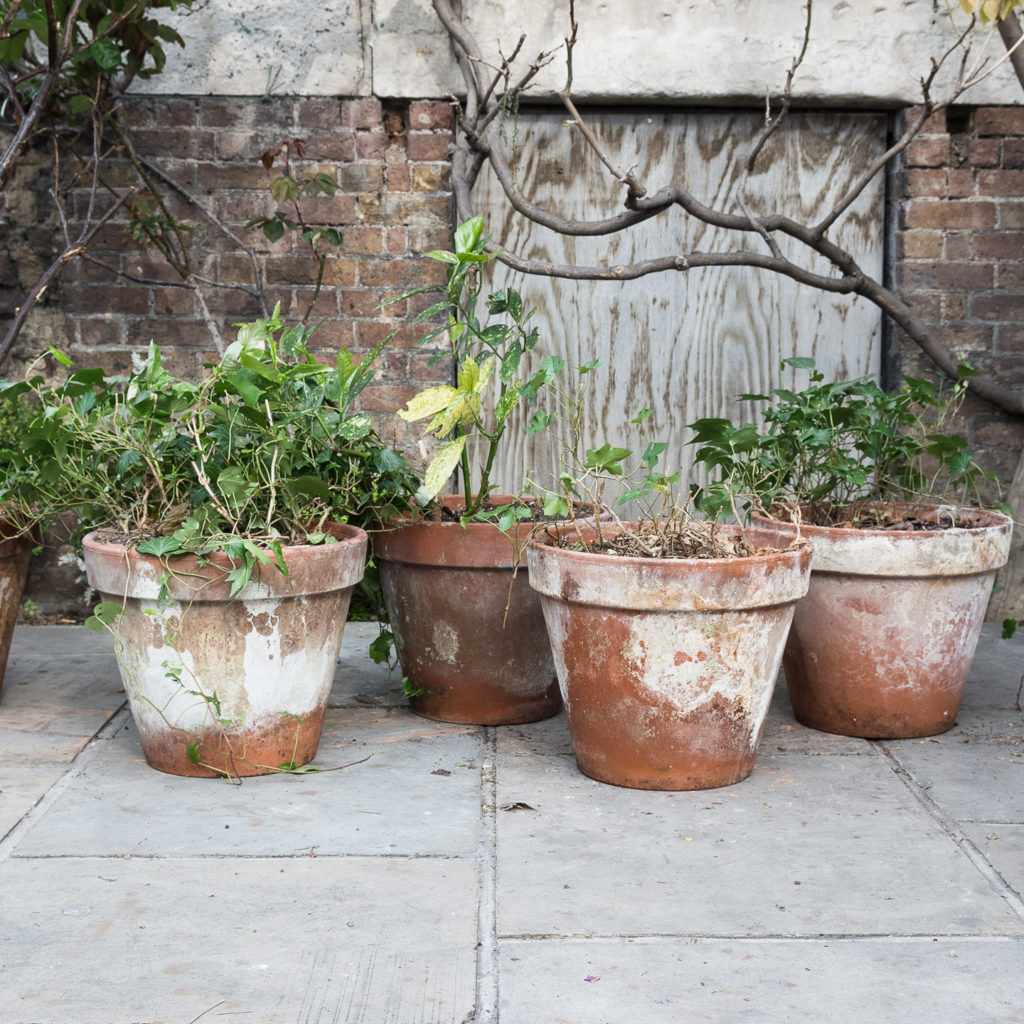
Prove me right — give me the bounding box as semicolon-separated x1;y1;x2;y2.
0;622;1022;1024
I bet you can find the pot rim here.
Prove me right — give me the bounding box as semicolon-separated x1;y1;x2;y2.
752;504;1012;577
755;502;1012;538
527;522;812;612
82;521;368;602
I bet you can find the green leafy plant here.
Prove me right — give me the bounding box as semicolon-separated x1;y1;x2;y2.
689;357;997;526
1;305;417;593
389;216;561;518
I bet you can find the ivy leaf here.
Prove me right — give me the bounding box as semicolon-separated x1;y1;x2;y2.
84;600;124;634
135;536;183;557
585;443;632;475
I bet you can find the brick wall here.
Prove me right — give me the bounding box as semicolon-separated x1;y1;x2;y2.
5;95;456;445
2;94;457;618
894;103;1024;496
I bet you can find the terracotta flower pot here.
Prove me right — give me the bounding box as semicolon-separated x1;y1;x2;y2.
758;505;1013;739
0;525;33;699
373;498;560;726
527;523;812;790
82;523;367;777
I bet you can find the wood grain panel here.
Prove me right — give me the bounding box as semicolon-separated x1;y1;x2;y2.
469;109;886;500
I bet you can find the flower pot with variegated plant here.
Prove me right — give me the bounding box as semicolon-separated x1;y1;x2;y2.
374;217;565;725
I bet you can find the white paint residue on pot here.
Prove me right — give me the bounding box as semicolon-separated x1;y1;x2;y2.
623;609;788;748
432;621;460;665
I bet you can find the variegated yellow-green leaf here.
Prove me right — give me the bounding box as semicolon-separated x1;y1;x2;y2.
423;436;466;497
458;357;480;393
399;386;456;423
475;355;496;393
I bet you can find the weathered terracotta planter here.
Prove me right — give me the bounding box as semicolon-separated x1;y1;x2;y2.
0;525;33;699
527;523;812;790
83;524;367;777
760;505;1013;739
374;499;560;725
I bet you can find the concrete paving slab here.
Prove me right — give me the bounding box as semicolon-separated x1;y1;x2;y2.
0;727;93;764
15;709;483;859
331;620;407;707
495;722;1024;938
0;764;69;840
497;936;1024;1023
0;855;477;1024
958;632;1024;709
962;824;1024;896
885;741;1024;823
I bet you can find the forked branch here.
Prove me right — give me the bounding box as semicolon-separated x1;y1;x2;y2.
432;0;1024;416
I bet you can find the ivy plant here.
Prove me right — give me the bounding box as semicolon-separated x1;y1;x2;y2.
0;305;417;595
689;357;998;525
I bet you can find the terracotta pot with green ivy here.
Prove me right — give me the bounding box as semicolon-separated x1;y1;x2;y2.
691;357;1013;739
8;308;414;776
374;218;564;725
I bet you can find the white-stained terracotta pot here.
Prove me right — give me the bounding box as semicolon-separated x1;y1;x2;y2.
83;523;367;777
758;505;1013;738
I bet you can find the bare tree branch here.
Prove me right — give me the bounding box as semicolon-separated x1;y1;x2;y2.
431;0;1024;417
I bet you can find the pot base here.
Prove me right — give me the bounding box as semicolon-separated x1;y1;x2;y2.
136;708;328;778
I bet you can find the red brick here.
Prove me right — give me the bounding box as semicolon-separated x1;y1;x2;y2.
902;292;943;319
339;227;386;255
386;228;408;255
387;163;412;192
291;288;341;320
192;163;272;190
357;383;422;413
75;318;124;347
901;261;994;290
301;133;357;162
307;321;356;351
1005;139;1024;168
355;133;388;160
297;99;342;129
999;201;1024;228
975;107;1024;137
998;264;1024;289
339;164;383;192
997;324;1024;351
905;136;949;168
904;169;944;197
319;258;357;287
945;232;972;259
152;287;197;316
970;138;1002;167
125;318;218;349
299;195;358;224
978;169;1024;197
408;101;454;130
339;289;386;317
945;294;967;319
903;199;997;229
343;100;383;129
407;132;452;162
358;257;446;290
974;232;1024;258
947;169;975;198
971;292;1024;320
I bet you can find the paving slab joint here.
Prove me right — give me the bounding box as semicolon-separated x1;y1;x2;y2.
872;740;1024;922
465;727;498;1024
0;704;131;862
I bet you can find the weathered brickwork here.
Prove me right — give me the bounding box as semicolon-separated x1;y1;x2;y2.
893;104;1024;495
4;96;456;441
